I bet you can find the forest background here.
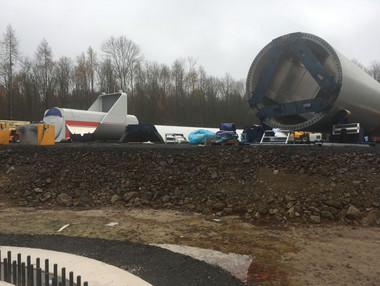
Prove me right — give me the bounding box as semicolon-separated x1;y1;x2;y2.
1;25;379;128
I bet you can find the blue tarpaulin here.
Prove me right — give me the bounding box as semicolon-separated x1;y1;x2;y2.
215;130;238;143
215;123;238;143
188;129;216;144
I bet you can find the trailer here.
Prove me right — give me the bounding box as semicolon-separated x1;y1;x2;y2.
165;133;188;144
260;129;291;144
257;122;374;146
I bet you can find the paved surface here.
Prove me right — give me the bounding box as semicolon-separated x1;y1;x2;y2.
0;234;245;286
0;246;151;286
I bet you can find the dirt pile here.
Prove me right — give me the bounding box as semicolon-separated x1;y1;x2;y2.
1;144;380;225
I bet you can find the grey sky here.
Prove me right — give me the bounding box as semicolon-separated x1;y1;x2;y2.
1;0;380;80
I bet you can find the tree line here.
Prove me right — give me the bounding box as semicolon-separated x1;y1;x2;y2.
0;25;256;128
1;24;380;128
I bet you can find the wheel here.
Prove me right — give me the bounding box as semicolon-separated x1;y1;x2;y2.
300;134;310;144
13;134;20;143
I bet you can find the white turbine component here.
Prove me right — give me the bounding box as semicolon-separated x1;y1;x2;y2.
247;32;380;135
43;92;139;142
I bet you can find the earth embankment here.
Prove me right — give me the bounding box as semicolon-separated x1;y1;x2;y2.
1;144;379;225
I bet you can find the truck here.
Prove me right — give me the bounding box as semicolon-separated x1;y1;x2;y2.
260;129;323;144
289;131;323;144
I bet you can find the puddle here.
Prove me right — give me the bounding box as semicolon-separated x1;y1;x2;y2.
151;243;253;282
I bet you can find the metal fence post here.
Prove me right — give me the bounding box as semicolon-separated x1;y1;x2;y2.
13;260;17;284
44;259;49;286
31;264;34;286
36;258;40;270
0;251;88;286
18;253;22;286
37;267;42;286
27;256;31;286
4;258;8;282
21;262;26;286
53;264;58;286
61;267;66;286
7;251;11;278
69;271;74;286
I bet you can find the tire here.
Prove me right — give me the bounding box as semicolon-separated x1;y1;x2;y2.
300;134;310;144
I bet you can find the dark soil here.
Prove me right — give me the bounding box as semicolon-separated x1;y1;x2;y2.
1;143;380;225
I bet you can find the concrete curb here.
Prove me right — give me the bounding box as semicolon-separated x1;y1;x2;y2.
0;246;152;286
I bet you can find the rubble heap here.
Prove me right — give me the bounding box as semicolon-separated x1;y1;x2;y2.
1;145;380;225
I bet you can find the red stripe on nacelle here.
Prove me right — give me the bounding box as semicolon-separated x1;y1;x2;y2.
66;120;99;127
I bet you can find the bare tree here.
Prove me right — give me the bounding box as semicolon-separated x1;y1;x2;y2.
55;56;73;106
34;38;55;109
197;66;207;126
171;58;186;123
367;60;380;82
144;61;161;122
351;58;365;69
185;57;198;95
101;36;143;94
159;64;171;96
74;53;87;90
132;61;146;117
0;24;19;119
172;58;185;99
86;46;97;93
18;57;36;120
73;53;90;108
97;58;118;94
0;28;267;127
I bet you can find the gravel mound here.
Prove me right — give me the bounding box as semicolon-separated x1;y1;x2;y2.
1;144;380;225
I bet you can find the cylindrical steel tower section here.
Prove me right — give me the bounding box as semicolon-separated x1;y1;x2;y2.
247;32;380;135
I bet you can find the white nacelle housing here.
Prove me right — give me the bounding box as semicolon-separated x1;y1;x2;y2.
43;92;139;142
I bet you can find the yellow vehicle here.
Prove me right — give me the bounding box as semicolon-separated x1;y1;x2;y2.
289;131;323;143
0;120;30;142
0;122;9;144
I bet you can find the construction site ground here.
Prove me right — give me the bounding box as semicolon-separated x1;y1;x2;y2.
0;143;380;285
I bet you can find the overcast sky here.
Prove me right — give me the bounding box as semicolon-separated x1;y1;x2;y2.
1;0;380;80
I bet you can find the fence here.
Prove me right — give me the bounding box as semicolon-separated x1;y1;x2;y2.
0;250;89;286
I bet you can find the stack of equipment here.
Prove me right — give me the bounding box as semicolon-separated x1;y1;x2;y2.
215;123;239;143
